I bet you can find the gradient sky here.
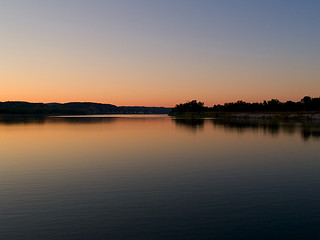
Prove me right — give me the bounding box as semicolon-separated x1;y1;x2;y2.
1;0;320;107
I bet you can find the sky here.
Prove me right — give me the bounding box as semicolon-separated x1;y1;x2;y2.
1;0;320;107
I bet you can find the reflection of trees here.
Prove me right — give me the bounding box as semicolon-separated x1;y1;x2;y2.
211;119;281;136
0;116;47;125
0;116;116;125
49;117;116;124
211;119;320;141
301;123;320;140
173;117;320;140
173;118;204;131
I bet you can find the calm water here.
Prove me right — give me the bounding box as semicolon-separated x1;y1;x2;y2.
1;115;320;240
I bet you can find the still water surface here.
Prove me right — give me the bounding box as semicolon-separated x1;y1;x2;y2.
1;115;320;239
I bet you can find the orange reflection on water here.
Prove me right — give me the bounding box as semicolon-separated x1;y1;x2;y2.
0;116;319;185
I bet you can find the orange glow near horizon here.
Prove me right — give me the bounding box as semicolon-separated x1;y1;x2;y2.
1;1;319;107
1;60;318;107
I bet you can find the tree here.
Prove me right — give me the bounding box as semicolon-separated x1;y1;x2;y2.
169;100;206;115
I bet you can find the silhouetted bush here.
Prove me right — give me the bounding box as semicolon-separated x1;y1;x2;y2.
169;100;207;116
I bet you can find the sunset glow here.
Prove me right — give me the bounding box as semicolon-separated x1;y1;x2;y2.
1;0;319;106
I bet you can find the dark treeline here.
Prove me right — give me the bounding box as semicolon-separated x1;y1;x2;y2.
0;102;171;115
212;96;320;112
169;96;320;115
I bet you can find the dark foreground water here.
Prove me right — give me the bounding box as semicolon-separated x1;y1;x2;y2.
1;115;320;240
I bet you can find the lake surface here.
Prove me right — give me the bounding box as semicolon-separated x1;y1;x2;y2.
1;115;320;239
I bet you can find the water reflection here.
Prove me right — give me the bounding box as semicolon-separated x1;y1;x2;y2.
1;115;320;240
0;115;116;125
0;115;47;125
50;117;116;124
174;118;204;131
301;122;320;140
0;115;166;125
1;115;320;141
172;118;320;141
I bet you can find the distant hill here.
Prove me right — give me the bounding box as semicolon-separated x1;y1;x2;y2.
0;101;171;115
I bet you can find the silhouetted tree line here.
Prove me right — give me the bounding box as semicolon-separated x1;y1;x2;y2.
212;96;320;112
170;97;320;115
0;101;171;115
